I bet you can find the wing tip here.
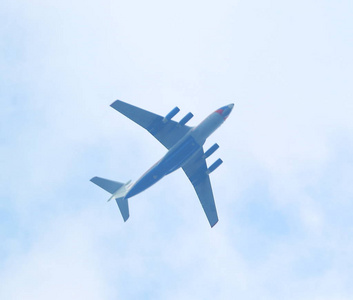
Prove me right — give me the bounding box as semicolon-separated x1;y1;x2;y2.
90;176;98;183
210;218;219;228
110;99;122;108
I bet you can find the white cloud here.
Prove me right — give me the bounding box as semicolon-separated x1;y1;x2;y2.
0;209;116;300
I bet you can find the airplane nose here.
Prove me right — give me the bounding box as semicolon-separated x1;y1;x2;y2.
215;104;234;120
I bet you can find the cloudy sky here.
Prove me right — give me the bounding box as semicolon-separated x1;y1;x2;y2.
1;0;353;299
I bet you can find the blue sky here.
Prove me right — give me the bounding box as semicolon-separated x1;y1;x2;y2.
1;0;353;299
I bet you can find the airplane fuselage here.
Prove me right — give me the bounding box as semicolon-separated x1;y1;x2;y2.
125;105;233;198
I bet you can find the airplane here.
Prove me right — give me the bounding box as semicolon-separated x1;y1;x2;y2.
90;100;234;227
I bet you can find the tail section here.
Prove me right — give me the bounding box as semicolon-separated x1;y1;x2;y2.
116;197;129;221
90;176;132;222
90;177;124;194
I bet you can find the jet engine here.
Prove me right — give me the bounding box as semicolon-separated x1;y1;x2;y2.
163;107;180;123
179;112;194;126
206;158;223;175
204;143;219;159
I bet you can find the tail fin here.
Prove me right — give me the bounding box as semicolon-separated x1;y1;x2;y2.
90;176;132;222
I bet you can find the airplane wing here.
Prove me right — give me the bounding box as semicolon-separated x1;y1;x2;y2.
182;148;219;227
111;100;192;149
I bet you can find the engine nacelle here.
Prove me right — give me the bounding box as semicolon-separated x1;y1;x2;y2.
203;143;219;159
163;107;180;123
179;112;193;126
206;158;223;175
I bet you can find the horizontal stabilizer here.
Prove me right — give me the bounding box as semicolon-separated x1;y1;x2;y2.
116;197;129;221
90;177;124;194
91;176;131;222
